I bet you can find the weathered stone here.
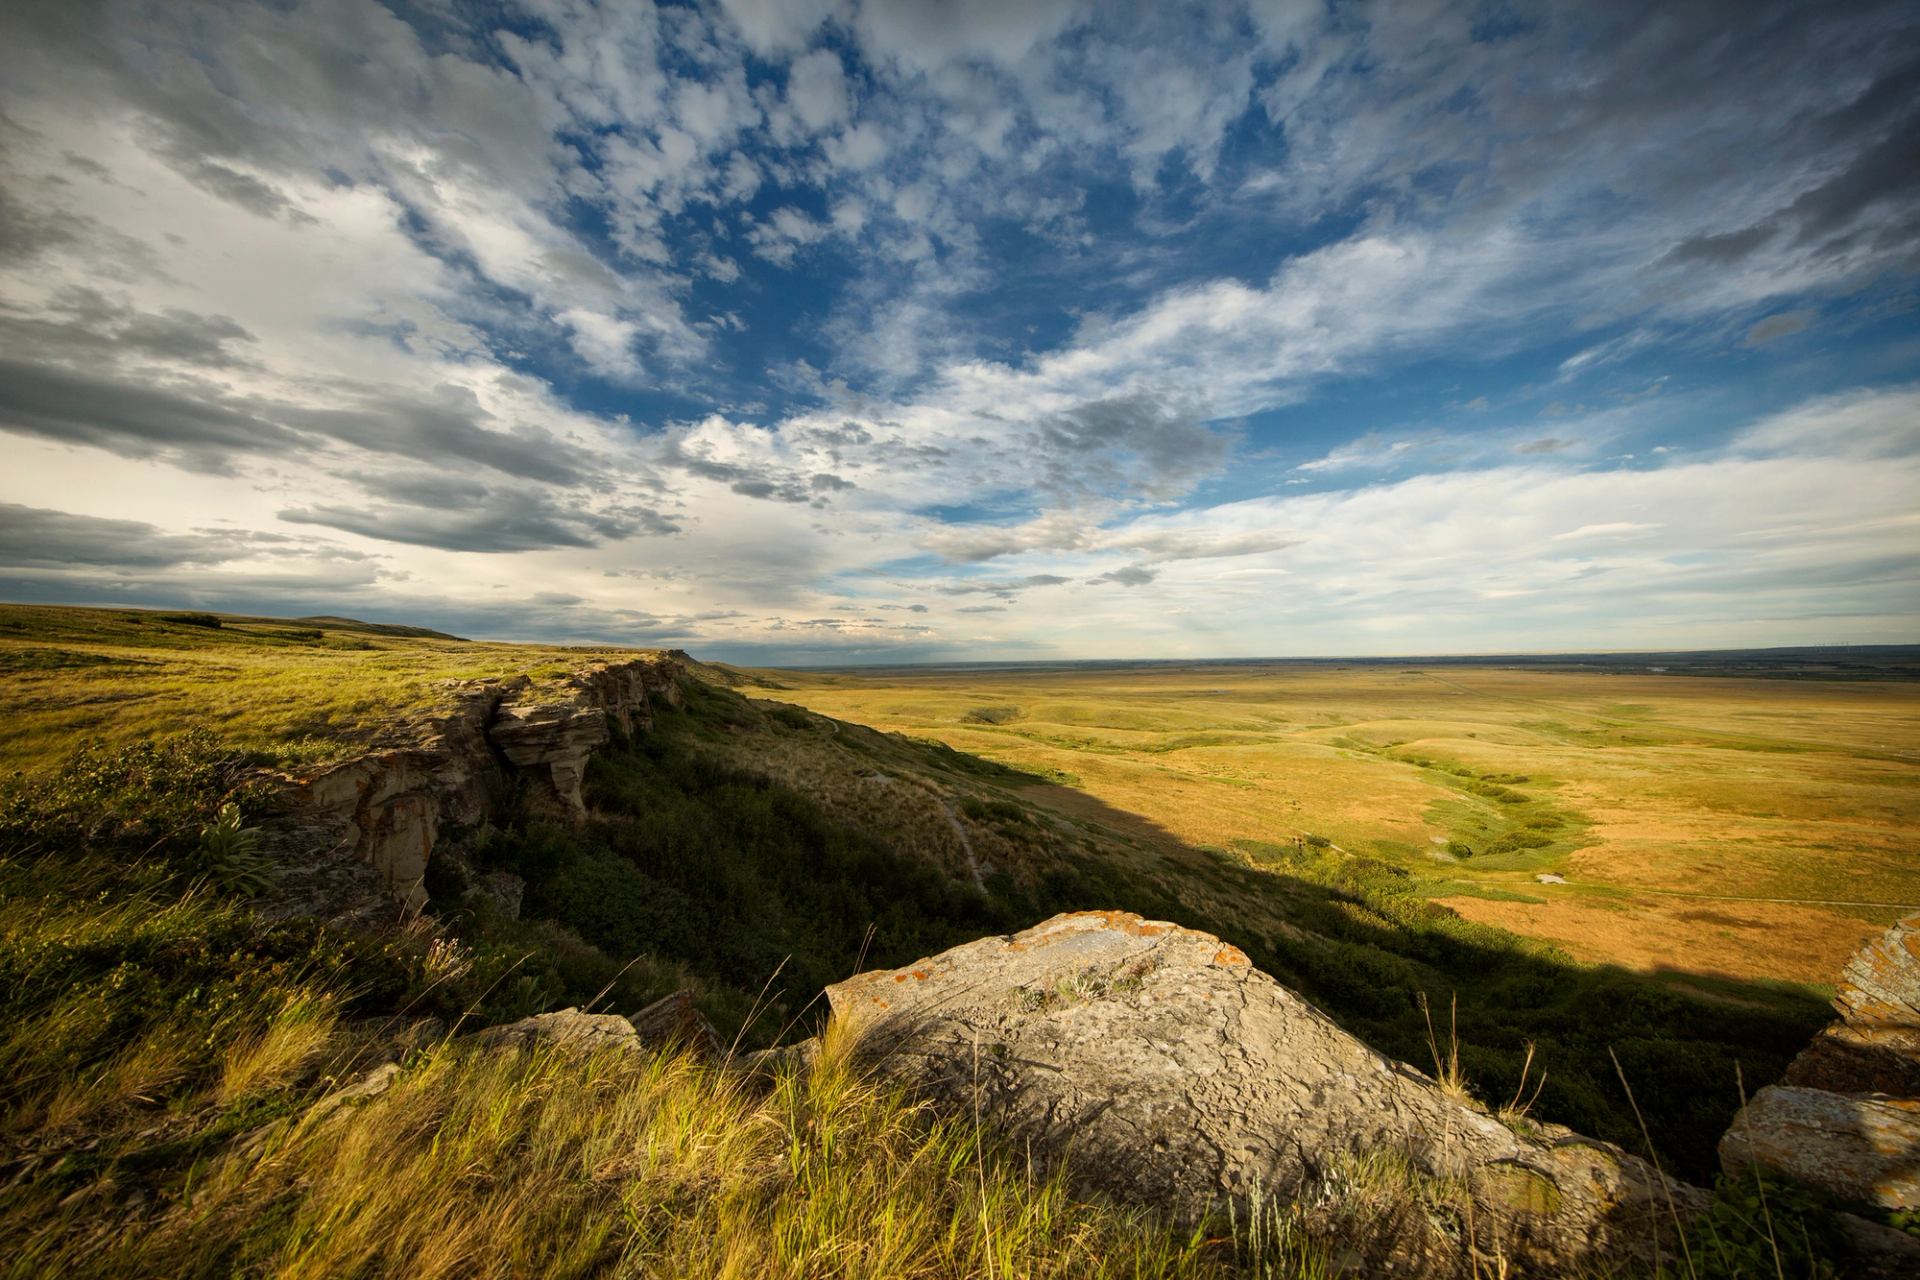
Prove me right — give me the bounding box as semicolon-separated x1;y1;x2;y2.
1723;913;1920;1218
628;989;723;1057
1786;914;1920;1095
470;1008;644;1055
1720;1086;1920;1209
490;701;611;812
827;910;1701;1277
255;656;681;921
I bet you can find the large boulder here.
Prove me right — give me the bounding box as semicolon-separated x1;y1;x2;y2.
1722;912;1920;1211
826;910;1700;1277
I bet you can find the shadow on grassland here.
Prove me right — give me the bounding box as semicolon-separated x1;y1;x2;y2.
463;679;1830;1185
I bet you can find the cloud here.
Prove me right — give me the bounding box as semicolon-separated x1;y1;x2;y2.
280;489;677;553
786;49;851;132
714;0;840;56
1091;564;1156;587
1744;310;1813;346
1733;384;1920;459
932;573;1070;599
0;502;266;569
0;357;299;472
1550;522;1660;542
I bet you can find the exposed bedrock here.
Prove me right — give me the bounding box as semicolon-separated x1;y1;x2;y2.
826;910;1703;1277
1722;912;1920;1211
257;656;681;920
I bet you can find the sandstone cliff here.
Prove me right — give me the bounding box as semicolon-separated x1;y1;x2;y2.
256;654;683;921
1722;912;1920;1212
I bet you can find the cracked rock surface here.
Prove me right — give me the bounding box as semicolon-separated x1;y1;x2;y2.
828;910;1700;1277
1723;912;1920;1211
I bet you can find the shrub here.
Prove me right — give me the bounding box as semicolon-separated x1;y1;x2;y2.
190;802;273;895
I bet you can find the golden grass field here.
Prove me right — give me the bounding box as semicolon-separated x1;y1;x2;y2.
741;660;1920;987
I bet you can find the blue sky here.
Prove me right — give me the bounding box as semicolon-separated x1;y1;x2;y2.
0;0;1916;661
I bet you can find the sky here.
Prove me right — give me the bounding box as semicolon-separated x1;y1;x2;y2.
0;0;1917;664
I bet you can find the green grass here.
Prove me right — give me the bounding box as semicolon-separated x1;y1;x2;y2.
0;725;1257;1277
0;604;1861;1275
0;603;656;770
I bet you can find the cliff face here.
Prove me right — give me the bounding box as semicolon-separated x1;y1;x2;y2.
257;655;683;921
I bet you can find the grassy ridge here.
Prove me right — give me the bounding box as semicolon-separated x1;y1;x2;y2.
732;661;1920;985
0;605;1851;1274
0;603;645;770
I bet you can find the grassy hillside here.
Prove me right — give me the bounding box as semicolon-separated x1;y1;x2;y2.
0;604;1849;1274
0;603;648;770
732;660;1920;987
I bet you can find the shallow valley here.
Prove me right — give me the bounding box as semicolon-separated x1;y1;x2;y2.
740;658;1920;988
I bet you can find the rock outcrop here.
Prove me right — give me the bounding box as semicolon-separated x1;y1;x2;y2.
1721;912;1920;1211
628;989;723;1058
827;910;1702;1277
257;655;681;921
470;993;719;1060
471;1008;648;1055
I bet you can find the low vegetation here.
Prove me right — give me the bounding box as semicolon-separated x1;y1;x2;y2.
0;606;1882;1274
739;659;1920;985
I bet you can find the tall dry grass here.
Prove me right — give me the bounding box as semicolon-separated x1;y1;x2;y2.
10;1022;1252;1279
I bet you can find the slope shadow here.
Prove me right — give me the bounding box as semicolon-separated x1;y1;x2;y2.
984;773;1834;1186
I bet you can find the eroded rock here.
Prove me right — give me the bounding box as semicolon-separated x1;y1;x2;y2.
826;909;1700;1277
1721;1086;1920;1209
470;1008;644;1055
1723;912;1920;1212
627;989;722;1057
1785;914;1920;1096
257;656;680;920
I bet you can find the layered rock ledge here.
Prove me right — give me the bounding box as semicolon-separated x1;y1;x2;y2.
1722;912;1920;1211
256;654;682;920
827;909;1703;1277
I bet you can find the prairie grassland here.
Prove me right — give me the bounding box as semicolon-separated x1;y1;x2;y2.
0;603;652;770
739;661;1920;986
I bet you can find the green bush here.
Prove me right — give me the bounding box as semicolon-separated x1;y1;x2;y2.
1685;1170;1845;1278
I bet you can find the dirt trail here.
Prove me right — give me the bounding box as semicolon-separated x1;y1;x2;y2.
938;797;990;895
864;769;989;895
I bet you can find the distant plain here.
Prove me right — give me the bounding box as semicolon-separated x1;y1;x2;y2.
743;656;1920;988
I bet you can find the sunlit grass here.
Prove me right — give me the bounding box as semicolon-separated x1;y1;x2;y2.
0;603;660;771
741;661;1920;985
